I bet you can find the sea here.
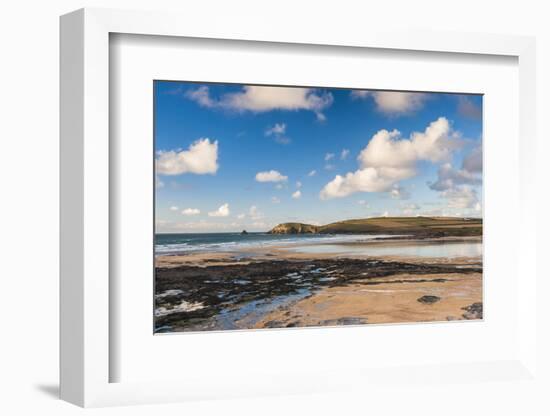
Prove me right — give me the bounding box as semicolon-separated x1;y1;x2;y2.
155;232;385;255
155;232;482;258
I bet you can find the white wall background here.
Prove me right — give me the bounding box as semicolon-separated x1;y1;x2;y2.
0;1;548;414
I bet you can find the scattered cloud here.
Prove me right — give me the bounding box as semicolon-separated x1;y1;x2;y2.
457;96;482;120
292;190;302;199
325;153;335;161
389;185;410;200
275;183;284;190
184;86;215;108
462;145;482;173
350;90;369;99
185;85;333;120
169;206;178;211
324;164;336;171
321;117;459;199
208;203;230;217
316;113;327;122
255;170;288;183
428;146;482;211
340;149;350;160
265;123;291;144
351;90;428;115
428;162;481;191
181;208;200;216
237;213;246;219
441;186;478;209
265;123;286;136
296;181;302;188
307;170;317;177
274;136;291;145
271;196;281;204
156;138;218;175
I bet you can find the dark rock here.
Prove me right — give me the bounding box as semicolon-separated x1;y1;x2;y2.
462;302;483;319
417;295;441;304
241;230;248;235
155;258;480;331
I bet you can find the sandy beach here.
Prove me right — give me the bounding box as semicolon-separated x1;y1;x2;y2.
154;236;482;332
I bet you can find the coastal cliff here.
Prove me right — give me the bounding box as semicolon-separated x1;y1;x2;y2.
268;216;482;237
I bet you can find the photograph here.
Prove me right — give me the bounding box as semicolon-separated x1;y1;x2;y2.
154;81;483;333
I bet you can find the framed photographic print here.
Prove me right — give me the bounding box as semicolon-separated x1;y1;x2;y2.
153;81;483;333
60;8;538;408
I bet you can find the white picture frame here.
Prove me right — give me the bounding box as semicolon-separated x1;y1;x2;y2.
60;7;538;407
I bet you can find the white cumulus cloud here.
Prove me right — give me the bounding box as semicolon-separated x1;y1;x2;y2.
320;167;412;199
208;203;230;217
181;208;201;216
292;190;302;199
351;90;428;115
186;85;333;120
307;170;317;177
156;138;218;175
321;117;458;199
255;170;288;183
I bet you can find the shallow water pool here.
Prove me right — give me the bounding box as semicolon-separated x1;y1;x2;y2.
287;241;482;258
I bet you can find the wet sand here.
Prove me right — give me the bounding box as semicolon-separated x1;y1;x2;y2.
155;237;482;332
254;272;482;328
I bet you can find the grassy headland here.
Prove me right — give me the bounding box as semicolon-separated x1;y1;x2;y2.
268;216;482;238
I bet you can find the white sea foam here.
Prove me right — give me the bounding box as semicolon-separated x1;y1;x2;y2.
155;300;205;316
155;233;404;255
155;289;184;298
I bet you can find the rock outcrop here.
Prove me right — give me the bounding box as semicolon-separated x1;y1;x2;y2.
268;223;320;234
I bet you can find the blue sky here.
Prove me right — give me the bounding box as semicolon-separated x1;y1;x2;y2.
155;81;482;233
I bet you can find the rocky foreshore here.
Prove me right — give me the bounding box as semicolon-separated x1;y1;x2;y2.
155;257;482;332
